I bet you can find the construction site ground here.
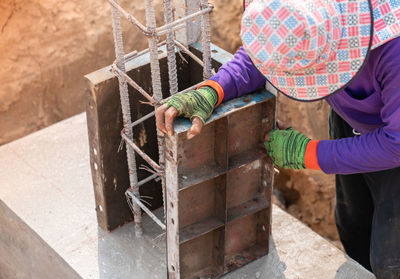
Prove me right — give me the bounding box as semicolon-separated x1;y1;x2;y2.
1;0;339;245
0;113;374;279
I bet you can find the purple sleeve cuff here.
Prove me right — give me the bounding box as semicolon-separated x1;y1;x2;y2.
210;47;266;102
317;130;400;174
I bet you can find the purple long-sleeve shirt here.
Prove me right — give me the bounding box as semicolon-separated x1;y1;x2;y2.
210;39;400;174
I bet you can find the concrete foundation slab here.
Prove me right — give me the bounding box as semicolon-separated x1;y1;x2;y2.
0;113;374;279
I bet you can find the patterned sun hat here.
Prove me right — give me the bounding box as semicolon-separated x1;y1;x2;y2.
241;0;377;101
371;0;400;49
244;0;400;49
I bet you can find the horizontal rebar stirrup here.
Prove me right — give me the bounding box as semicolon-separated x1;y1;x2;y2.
174;40;216;75
155;81;206;111
111;65;156;105
107;0;212;38
109;0;143;236
144;0;168;220
159;81;204;104
156;4;213;34
137;173;160;187
163;0;178;95
156;23;186;36
200;0;212;80
107;0;148;34
124;41;167;64
177;81;204;94
174;40;204;67
129;111;156;128
126;190;166;230
121;131;163;171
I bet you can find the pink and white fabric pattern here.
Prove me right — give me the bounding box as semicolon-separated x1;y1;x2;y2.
371;0;400;48
240;0;399;101
243;0;400;50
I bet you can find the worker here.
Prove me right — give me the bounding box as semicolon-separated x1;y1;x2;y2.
156;0;400;277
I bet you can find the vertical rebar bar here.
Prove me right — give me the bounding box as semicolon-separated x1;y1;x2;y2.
163;0;179;95
200;0;212;80
110;1;143;236
144;0;168;219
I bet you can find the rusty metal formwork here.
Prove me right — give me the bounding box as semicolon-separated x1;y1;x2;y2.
85;43;234;232
165;92;275;277
85;0;276;278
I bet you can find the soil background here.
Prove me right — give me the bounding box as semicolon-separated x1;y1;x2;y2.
0;0;339;243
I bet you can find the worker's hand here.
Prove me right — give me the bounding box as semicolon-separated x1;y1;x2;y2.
264;124;311;169
156;86;218;139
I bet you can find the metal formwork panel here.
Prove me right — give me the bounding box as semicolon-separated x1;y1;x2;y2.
165;90;275;278
85;43;245;231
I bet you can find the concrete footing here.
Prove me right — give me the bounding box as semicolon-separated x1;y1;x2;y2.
0;113;374;279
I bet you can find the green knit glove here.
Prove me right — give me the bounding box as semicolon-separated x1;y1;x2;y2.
166;86;218;123
264;127;310;169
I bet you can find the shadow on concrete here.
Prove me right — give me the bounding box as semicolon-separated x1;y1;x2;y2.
335;255;375;279
222;236;287;279
0;200;81;279
96;209;286;279
97;209;167;279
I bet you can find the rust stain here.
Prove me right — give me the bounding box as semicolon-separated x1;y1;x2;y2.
138;124;148;147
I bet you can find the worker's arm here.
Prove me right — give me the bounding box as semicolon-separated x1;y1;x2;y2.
265;42;400;174
156;46;266;139
315;39;400;174
207;46;267;104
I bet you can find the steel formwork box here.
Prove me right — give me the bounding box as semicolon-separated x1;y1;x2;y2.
165;89;275;278
85;43;235;231
86;41;275;278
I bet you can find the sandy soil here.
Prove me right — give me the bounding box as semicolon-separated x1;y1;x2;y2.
0;0;338;242
0;0;164;144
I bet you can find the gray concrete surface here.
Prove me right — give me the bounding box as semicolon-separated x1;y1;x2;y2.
0;200;81;279
0;113;375;279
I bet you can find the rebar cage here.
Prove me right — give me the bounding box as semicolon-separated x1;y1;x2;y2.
107;0;214;237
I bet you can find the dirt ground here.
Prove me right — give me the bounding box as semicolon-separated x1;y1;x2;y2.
0;0;165;145
0;0;339;242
